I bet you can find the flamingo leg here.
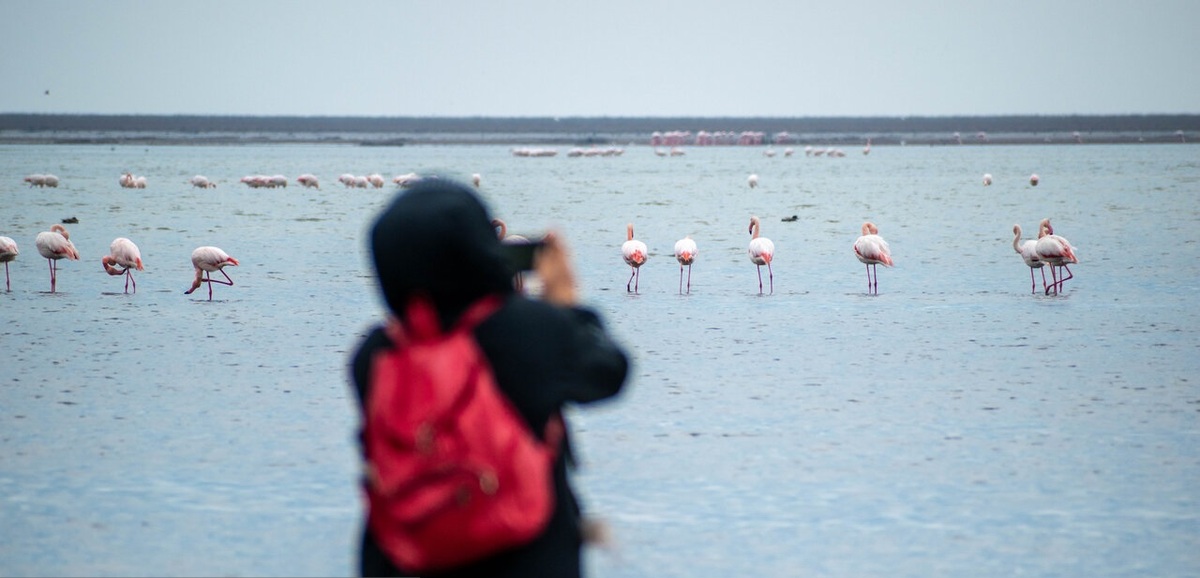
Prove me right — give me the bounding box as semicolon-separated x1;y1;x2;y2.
635;268;640;293
756;265;764;294
1028;267;1037;294
678;265;683;294
125;269;136;294
4;262;9;291
1040;268;1048;292
1057;264;1074;292
627;267;637;293
767;263;774;295
47;259;57;293
1046;265;1059;295
686;264;692;294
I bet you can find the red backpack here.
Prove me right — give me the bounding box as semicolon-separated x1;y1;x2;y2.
363;294;563;572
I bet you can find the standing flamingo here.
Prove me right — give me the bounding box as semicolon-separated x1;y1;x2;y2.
983;173;993;186
747;216;775;295
0;236;18;291
35;224;79;293
673;236;697;294
184;246;239;301
621;223;648;293
491;218;530;292
472;173;482;188
1012;224;1047;294
1035;218;1078;295
102;237;144;294
853;221;893;294
1029;173;1040;186
748;174;759;188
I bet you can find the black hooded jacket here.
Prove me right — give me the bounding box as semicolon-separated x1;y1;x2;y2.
350;179;630;577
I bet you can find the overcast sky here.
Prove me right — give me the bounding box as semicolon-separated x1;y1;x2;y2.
2;0;1196;118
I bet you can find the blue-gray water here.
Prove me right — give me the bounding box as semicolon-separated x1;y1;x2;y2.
1;142;1197;577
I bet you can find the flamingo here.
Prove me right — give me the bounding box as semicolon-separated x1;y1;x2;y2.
0;236;18;291
673;236;697;294
102;237;144;294
1029;173;1040;186
853;221;893;294
863;138;872;155
983;173;993;186
184;246;240;301
34;224;79;293
1035;218;1078;295
748;216;775;295
296;174;320;189
1012;224;1047;294
492;218;530;291
190;175;215;188
621;223;648;293
472;173;482;188
748;174;759;188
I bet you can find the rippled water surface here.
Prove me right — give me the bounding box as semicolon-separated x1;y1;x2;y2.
2;142;1198;577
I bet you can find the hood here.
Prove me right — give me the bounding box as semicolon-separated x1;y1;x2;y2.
369;178;514;329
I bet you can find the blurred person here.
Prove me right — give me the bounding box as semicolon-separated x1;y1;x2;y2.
349;177;630;577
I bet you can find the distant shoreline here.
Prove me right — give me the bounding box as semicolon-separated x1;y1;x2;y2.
1;113;1195;146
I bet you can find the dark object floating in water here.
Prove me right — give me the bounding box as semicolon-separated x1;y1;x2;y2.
62;216;79;224
781;215;798;222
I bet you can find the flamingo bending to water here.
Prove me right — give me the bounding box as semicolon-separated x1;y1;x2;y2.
853;221;893;294
102;237;144;294
674;236;697;294
1012;224;1047;294
35;224;79;293
748;216;775;295
0;236;18;291
1035;218;1078;295
185;246;239;301
621;223;648;293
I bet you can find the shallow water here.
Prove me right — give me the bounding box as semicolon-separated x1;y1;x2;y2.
1;142;1198;577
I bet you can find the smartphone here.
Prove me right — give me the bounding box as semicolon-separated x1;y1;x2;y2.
502;239;544;271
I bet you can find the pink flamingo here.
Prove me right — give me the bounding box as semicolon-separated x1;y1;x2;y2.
853;221;893;294
0;236;18;291
1035;218;1078;295
472;173;482;188
1029;173;1040;186
185;246;239;301
296;174;320;189
673;236;697;294
102;237;144;294
621;223;648;293
34;224;79;293
983;173;993;186
1012;224;1047;294
748;216;775;295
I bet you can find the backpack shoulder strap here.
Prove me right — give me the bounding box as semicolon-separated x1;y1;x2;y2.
385;294;503;344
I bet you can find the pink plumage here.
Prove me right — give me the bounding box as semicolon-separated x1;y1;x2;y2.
34;224;79;293
185;246;240;300
853;221;892;294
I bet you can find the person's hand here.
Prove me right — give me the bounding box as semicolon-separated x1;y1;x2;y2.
534;231;578;306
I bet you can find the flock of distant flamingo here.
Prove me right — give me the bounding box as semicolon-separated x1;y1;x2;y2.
0;222;239;301
5;166;1078;299
612;215;1077;297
